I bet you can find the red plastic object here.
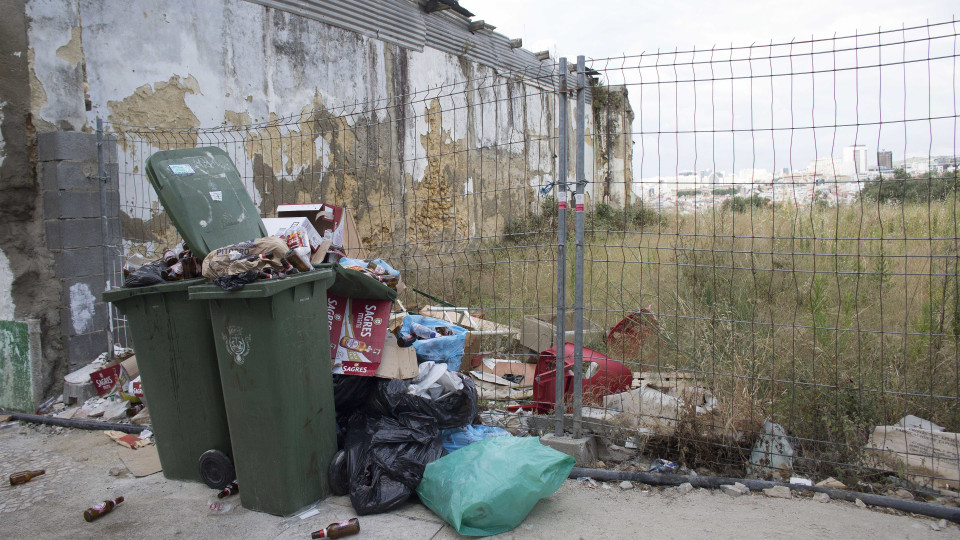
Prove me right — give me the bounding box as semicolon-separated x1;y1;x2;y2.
532;343;633;413
606;307;660;359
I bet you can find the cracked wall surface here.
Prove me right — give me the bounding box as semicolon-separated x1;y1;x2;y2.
8;0;632;397
1;0;63;403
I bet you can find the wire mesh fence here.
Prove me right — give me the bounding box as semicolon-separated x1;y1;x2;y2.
583;20;960;485
102;19;960;489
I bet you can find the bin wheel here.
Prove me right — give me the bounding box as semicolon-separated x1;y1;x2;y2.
199;450;235;490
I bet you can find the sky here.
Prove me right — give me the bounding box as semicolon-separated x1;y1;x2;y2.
472;1;960;179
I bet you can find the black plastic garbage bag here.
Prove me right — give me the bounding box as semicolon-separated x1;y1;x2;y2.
333;374;379;416
345;412;445;515
367;373;478;430
212;269;259;291
333;375;380;450
122;261;166;287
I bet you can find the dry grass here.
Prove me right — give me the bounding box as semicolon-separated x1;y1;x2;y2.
397;199;960;476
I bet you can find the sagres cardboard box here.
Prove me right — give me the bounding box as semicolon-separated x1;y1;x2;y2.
89;356;139;396
328;293;392;377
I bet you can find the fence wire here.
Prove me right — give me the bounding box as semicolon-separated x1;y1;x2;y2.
582;20;960;485
103;19;960;489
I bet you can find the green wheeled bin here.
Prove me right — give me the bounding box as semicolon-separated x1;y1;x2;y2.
102;279;233;485
188;269;338;516
145;146;267;260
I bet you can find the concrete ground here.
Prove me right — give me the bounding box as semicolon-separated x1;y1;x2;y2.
1;424;957;539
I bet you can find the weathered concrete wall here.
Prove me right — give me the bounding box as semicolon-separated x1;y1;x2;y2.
0;0;63;402
594;85;635;207
24;0;605;256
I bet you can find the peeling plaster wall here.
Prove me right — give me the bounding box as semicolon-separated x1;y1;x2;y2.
24;0;619;258
1;0;63;400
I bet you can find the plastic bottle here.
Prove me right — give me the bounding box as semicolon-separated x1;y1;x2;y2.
411;323;438;339
84;496;124;522
9;470;45;485
311;518;360;539
208;499;235;515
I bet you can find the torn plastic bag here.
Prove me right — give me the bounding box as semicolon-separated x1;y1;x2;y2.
367;367;477;430
400;314;468;371
417;436;576;536
328;449;349;496
122;261;166;287
407;361;464;400
345;412;445;515
440;424;511;454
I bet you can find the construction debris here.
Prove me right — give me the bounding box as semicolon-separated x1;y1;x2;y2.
865;415;960;490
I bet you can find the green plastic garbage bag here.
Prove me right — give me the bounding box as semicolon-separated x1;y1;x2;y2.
416;436;575;536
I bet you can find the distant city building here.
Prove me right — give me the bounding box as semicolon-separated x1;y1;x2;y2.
842;145;869;178
878;150;893;170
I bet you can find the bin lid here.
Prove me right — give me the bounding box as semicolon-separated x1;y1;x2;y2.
102;278;207;303
188;268;335;300
145;147;267;260
315;264;399;301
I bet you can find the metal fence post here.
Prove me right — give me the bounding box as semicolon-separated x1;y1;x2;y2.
97;117;115;366
554;58;569;436
572;56;586;438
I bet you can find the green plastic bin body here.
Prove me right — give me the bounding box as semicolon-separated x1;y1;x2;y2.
188;269;338;516
145;147;267;260
102;279;232;482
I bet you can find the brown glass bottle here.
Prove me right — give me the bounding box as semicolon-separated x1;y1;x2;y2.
311;517;360;539
216;481;239;499
83;496;124;522
9;470;45;485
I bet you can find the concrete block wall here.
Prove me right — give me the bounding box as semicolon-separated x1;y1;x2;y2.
38;131;119;372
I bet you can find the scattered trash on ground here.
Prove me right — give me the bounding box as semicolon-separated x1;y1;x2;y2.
311;517;360;539
83;496;124;522
864;415;960;490
748;420;794;480
9;469;45;485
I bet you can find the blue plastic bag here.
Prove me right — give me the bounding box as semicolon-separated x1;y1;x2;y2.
440;425;511;454
400;314;468;371
416;436;575;536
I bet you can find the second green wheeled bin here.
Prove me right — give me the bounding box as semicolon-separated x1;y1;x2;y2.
188;269;338;516
102;279;233;485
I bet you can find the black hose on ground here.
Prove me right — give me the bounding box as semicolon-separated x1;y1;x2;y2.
570;467;960;523
0;410;146;434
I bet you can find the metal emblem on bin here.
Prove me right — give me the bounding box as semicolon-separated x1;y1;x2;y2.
223;326;251;365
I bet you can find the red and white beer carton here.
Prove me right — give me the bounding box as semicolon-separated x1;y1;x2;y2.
327;293;392;377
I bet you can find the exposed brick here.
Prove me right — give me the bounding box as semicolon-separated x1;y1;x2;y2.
43;191;60;219
67;331;108;371
61;218;103;249
37;131;97;162
58;191;101;219
56;246;104;278
44;220;62;251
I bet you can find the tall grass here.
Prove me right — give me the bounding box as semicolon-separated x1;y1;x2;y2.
397;198;960;476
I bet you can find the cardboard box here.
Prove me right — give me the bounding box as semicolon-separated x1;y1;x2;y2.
262;217;325;254
277;203;366;259
328;293;393;377
89;356;139;396
519;312;604;352
374;338;418;379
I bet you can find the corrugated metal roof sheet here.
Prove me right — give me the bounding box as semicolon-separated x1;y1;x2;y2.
245;0;427;52
241;0;558;84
